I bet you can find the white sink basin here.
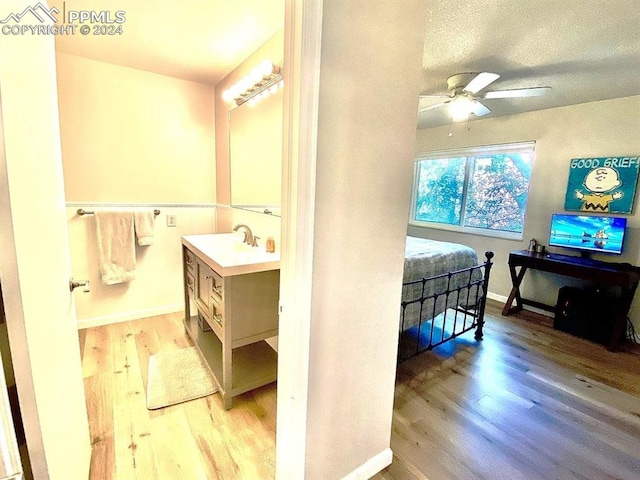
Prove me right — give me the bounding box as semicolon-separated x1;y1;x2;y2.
182;233;280;276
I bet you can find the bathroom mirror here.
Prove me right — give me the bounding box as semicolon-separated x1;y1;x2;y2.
229;87;283;216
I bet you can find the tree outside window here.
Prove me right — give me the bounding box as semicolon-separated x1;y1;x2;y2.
411;143;535;239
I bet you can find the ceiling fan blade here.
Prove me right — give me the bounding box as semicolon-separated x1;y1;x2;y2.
471;100;491;117
483;86;551;99
419;94;452;99
418;101;449;113
463;72;500;94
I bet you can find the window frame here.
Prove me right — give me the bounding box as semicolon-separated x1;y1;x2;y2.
409;141;536;241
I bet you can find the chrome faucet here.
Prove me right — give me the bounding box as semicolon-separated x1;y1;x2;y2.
233;224;259;247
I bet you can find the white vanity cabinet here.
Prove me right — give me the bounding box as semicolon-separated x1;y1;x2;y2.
181;234;280;409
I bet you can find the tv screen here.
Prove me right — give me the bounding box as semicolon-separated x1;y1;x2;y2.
549;214;627;255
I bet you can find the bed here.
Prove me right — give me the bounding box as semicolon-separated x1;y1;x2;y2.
398;236;494;361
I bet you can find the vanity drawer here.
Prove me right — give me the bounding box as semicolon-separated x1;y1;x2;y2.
186;271;195;298
210;270;224;301
211;295;224;328
185;250;196;273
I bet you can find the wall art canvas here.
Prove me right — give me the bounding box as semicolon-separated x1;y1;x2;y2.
564;156;640;214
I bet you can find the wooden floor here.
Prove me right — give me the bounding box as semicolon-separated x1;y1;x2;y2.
80;301;640;479
79;313;276;480
375;301;640;480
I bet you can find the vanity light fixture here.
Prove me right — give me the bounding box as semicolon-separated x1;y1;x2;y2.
223;60;283;107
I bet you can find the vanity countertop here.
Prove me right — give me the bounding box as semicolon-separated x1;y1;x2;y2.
182;233;280;276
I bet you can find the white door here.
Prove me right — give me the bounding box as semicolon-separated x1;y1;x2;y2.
0;1;92;478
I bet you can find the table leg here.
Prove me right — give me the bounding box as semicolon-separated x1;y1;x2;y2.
502;265;528;316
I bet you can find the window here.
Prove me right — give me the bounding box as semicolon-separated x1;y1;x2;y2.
411;142;535;239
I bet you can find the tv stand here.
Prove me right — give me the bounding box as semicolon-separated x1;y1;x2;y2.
502;250;640;351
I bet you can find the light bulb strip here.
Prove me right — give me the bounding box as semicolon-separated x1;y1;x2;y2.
223;60;283;106
235;72;283;106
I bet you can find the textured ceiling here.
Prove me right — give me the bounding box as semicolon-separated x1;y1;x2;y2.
49;0;639;128
418;0;640;128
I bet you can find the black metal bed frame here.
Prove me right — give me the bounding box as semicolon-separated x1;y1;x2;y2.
398;251;494;362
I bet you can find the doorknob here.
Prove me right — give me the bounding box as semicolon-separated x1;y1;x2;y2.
69;278;90;293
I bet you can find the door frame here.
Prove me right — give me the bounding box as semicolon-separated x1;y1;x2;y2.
275;0;324;477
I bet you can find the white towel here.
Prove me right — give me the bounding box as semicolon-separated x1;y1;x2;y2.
134;210;156;246
95;210;136;285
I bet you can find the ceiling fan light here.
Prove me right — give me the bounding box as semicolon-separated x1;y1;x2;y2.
449;96;474;121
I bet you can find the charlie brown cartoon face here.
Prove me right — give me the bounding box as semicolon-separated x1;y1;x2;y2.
584;167;621;193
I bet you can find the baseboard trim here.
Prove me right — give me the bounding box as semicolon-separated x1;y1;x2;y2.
487;291;507;304
77;304;184;330
487;291;553;318
341;448;393;480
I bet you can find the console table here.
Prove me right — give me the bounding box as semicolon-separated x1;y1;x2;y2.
502;250;640;351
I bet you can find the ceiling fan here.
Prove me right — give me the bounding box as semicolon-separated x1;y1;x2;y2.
419;72;551;121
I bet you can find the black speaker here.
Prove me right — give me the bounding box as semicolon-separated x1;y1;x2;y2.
554;286;621;345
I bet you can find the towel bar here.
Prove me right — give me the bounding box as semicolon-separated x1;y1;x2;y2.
76;208;161;216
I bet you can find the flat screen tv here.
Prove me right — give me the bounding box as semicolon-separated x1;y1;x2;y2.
548;213;627;256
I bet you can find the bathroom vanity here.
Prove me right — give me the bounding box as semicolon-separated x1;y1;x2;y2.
181;233;280;409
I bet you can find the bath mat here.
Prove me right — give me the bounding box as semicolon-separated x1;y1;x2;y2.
146;347;217;410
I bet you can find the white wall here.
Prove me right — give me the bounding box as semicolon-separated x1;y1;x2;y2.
56;53;218;326
412;95;640;329
67;205;216;327
276;0;427;477
56;53;216;204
